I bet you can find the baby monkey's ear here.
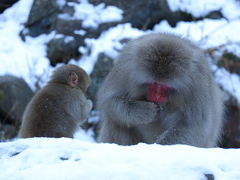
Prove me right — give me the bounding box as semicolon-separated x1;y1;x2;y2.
68;72;79;87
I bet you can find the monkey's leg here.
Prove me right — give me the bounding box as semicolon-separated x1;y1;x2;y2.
156;125;206;147
98;118;141;145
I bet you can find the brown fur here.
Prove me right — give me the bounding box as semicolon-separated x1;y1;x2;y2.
18;64;92;138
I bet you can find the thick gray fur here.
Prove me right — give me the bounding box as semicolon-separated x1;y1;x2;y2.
97;33;224;147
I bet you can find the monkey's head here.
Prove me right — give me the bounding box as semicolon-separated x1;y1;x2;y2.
128;33;194;84
119;33;197;103
49;64;91;92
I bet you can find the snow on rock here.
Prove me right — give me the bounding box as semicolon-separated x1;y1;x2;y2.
153;19;240;49
167;0;240;20
213;65;240;102
78;23;146;74
0;138;240;180
61;0;123;29
0;0;123;90
0;0;54;90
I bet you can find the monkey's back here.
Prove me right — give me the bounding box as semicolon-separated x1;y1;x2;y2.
18;84;84;138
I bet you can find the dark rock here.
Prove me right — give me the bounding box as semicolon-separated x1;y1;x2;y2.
0;89;3;102
22;0;226;66
24;0;62;37
0;124;17;140
205;10;223;19
55;17;82;36
176;10;223;23
221;97;240;148
60;157;69;161
89;0;175;29
87;53;114;104
204;173;215;180
23;0;106;65
47;36;82;66
0;0;19;14
9;151;22;157
89;0;224;29
218;52;240;75
47;16;89;66
0;75;34;126
27;0;60;26
23;0;83;37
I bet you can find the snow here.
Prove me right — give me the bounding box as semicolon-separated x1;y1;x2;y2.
66;0;123;29
0;0;53;90
0;138;240;180
74;29;86;36
73;128;96;143
168;0;240;20
214;66;240;101
64;36;74;43
225;43;240;58
57;0;66;8
78;23;146;73
153;19;240;48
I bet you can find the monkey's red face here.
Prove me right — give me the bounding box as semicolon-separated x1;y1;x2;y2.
147;82;169;103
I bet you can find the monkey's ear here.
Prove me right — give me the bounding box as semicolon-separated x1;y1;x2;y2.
69;72;79;87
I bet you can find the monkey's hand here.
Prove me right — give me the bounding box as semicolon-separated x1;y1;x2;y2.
86;99;93;113
120;99;159;127
80;99;93;122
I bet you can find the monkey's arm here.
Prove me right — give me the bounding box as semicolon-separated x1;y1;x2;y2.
104;96;159;127
80;99;93;121
155;103;208;147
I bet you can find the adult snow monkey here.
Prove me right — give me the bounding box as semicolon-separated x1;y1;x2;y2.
97;33;224;147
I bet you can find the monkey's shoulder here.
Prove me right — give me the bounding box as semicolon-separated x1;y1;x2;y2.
31;85;83;106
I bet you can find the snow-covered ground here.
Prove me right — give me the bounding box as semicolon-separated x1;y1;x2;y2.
1;0;240;179
1;138;240;180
